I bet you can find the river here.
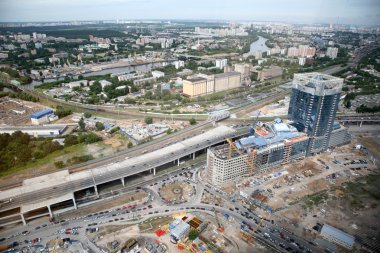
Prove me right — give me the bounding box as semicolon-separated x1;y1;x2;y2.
28;61;169;88
250;36;269;53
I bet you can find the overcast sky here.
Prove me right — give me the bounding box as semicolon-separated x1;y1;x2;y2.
0;0;379;25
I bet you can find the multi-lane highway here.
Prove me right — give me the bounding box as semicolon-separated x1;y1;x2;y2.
0;126;247;216
0;163;323;253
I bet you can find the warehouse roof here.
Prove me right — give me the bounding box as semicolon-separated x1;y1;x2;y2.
321;224;355;248
186;77;206;83
0;124;67;132
30;109;54;119
171;220;190;237
214;71;240;78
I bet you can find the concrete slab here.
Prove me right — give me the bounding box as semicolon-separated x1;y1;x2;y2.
21;192;74;213
0;126;235;203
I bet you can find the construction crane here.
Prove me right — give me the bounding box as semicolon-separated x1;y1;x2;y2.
213;208;224;232
51;238;60;253
253;110;261;128
226;138;256;176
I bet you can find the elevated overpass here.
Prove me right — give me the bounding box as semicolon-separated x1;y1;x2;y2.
0;125;247;226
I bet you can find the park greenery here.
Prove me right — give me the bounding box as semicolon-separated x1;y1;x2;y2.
63;132;102;147
0;131;62;172
188;229;199;240
189;118;197;125
144;116;153;124
0;91;39;102
55;105;72;118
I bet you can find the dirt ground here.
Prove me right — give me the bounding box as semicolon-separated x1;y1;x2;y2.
201;191;224;206
159;181;195;203
0;97;47;125
102;135;123;148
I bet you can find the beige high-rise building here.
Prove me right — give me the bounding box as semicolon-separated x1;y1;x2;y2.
182;77;208;97
214;72;241;92
182;72;241;97
234;63;251;78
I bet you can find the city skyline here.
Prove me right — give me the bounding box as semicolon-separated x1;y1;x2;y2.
0;0;379;26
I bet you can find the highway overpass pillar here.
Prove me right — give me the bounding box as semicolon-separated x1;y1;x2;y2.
360;121;363;127
20;213;26;226
47;205;53;217
153;168;156;175
177;159;180;166
192;152;196;160
121;177;125;186
94;185;99;198
72;197;77;209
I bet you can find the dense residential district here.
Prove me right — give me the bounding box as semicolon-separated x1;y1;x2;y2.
0;18;379;253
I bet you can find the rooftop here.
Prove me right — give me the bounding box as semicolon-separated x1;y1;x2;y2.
30;109;54;119
293;72;343;91
321;224;355;248
186;77;206;83
0;124;67;132
170;220;190;237
214;71;240;78
211;121;308;159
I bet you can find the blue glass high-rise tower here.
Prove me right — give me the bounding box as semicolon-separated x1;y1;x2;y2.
288;73;343;155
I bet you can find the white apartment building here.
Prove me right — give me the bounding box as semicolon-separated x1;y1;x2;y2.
215;59;228;69
326;47;339;59
151;70;165;78
174;60;185;69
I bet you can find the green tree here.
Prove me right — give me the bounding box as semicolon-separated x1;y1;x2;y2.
55;106;72;118
109;126;120;134
127;141;133;148
84;112;92;118
144;116;153;124
78;132;102;144
95;122;105;131
78;117;86;131
189;118;197;125
188;229;199;240
64;135;78;147
90;80;102;94
54;161;65;169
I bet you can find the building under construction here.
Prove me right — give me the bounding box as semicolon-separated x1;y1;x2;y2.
207;120;308;184
207;119;350;185
207;72;351;185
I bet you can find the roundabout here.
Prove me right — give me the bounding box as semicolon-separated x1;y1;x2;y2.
158;180;196;205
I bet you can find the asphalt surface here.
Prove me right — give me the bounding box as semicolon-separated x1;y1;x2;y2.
1;163;325;253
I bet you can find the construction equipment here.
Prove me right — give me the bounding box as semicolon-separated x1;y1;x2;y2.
51;238;60;253
253;111;261;128
213;208;224;232
226;138;256;176
177;242;197;253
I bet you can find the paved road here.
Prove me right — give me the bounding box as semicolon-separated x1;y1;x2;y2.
1;163;324;253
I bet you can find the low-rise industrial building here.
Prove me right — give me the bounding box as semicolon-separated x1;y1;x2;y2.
151;70;165;78
133;77;157;86
170;219;190;241
0;124;68;137
320;224;355;250
253;66;283;81
30;109;56;125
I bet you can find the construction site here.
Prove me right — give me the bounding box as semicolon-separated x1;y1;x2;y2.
206;119;311;185
0;97;46;125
